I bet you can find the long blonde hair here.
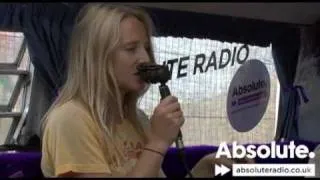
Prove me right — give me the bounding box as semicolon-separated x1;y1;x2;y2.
41;3;156;160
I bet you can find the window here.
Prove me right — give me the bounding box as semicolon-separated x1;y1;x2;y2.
0;31;33;145
0;33;280;146
138;36;280;146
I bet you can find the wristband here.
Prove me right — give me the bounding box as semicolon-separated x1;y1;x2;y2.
143;147;165;157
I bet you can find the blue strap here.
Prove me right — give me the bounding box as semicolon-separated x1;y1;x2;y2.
285;85;309;104
283;85;309;139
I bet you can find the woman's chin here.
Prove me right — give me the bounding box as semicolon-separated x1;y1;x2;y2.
129;82;148;94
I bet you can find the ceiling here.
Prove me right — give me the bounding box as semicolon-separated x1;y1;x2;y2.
119;3;320;25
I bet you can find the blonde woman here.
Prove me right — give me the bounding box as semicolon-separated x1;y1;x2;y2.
40;3;253;178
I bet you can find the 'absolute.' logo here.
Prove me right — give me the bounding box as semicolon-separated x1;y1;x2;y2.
215;141;315;160
226;59;270;132
232;80;267;97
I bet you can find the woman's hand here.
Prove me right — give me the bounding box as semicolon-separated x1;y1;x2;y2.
190;152;255;178
145;96;185;154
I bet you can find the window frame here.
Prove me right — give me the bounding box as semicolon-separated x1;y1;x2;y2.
0;32;33;145
0;39;26;69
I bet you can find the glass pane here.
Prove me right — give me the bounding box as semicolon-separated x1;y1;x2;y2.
18;47;30;70
0;118;13;145
0;32;24;64
0;75;18;106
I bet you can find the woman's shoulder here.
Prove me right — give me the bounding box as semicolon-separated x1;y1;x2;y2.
50;100;88;117
46;100;93;128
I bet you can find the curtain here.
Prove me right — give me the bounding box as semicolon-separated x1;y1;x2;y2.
272;26;308;140
0;3;79;143
293;22;320;142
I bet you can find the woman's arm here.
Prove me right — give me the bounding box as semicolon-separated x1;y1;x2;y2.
127;142;166;177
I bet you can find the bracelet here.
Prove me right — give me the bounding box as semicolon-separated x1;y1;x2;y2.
143;147;165;157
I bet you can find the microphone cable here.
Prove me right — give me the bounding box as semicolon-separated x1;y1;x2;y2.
159;84;194;178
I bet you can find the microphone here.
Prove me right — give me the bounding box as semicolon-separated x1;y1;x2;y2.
136;62;193;178
136;63;172;98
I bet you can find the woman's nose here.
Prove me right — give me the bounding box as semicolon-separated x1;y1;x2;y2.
137;48;150;63
138;58;149;64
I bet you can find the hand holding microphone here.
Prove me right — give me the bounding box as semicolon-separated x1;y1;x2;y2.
146;95;185;154
136;63;185;152
136;62;193;178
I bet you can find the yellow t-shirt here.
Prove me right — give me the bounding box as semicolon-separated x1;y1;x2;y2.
41;100;165;177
